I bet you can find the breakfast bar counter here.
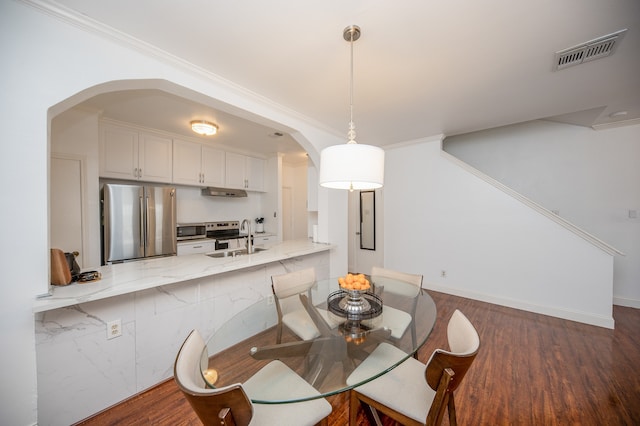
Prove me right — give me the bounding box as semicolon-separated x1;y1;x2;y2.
34;239;334;313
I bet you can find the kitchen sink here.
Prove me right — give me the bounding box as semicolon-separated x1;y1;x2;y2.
207;247;268;258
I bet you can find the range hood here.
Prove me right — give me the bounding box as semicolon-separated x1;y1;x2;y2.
201;187;248;197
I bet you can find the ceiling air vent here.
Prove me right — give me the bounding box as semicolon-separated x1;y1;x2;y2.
554;29;627;71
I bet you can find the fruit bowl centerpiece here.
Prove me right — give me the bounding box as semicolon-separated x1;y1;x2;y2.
337;273;372;314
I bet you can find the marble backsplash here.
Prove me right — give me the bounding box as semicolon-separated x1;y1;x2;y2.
35;252;329;426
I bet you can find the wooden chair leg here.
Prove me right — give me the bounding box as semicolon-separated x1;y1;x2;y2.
426;368;454;426
349;390;360;426
448;394;457;426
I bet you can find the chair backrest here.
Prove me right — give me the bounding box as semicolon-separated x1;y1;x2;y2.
371;266;423;297
425;309;480;392
271;267;316;313
174;329;254;426
272;267;316;298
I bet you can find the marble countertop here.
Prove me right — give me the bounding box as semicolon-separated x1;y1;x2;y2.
34;239;334;313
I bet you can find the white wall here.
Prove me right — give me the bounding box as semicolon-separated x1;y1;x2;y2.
444;120;640;308
384;137;615;328
175;185;264;224
0;2;344;425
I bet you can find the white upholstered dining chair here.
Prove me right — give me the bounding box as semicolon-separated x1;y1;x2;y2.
370;266;423;347
174;329;332;426
347;309;480;426
271;267;336;343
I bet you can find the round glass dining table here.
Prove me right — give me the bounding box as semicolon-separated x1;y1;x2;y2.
201;276;437;403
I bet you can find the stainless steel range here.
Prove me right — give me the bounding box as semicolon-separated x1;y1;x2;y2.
206;221;245;250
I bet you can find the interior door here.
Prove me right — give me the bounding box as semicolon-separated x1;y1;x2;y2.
50;154;86;268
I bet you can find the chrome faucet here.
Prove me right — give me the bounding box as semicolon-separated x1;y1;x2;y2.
241;219;254;254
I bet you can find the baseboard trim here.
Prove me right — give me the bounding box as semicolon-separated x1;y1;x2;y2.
613;296;640;309
425;284;615;329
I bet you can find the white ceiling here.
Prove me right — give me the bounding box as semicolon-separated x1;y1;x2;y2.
54;0;640;156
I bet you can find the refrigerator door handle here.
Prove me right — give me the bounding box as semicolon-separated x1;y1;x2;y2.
139;195;145;251
145;195;150;247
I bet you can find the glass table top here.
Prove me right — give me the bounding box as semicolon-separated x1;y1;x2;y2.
201;276;437;404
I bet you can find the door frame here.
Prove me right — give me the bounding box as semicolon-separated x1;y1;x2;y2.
348;189;383;274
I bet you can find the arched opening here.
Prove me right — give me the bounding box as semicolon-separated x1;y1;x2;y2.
48;79;317;272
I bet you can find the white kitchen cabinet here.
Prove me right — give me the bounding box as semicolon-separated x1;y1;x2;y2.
177;240;215;256
139;132;173;182
225;152;265;191
100;124;172;183
201;146;225;186
173;139;225;187
252;234;276;247
246;156;265;191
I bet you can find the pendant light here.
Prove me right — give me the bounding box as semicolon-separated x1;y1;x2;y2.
319;25;385;191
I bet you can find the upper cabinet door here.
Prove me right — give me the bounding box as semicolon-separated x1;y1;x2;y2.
201;146;225;187
100;123;172;183
245;156;265;192
225;152;247;189
225;153;265;191
100;124;139;180
173;140;225;187
139;132;173;183
173;139;203;185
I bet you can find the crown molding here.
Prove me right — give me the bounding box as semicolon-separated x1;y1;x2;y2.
592;117;640;131
20;0;341;138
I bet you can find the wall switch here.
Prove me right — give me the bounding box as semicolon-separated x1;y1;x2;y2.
441;270;447;278
107;319;122;340
267;295;275;305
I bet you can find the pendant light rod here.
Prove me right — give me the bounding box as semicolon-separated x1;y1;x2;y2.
344;25;360;145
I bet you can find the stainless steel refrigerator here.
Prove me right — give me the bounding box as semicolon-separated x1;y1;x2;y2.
102;183;177;264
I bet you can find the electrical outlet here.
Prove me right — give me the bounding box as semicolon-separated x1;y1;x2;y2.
107;319;122;340
267;295;275;305
441;270;447;278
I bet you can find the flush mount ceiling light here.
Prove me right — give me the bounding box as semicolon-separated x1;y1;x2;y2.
190;120;218;136
319;25;385;191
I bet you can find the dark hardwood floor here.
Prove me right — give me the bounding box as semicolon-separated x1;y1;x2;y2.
75;291;640;425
